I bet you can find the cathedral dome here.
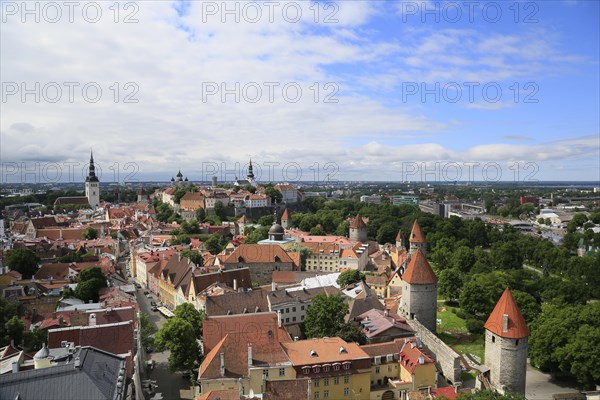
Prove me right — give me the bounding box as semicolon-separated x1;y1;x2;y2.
268;223;285;235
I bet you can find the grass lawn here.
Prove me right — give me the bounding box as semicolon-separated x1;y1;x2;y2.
437;306;485;364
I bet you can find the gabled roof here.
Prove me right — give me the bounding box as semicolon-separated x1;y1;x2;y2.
484;288;529;339
281;337;369;366
399;339;435;374
355;309;414;339
223;244;293;264
409;220;426;243
402;250;437;285
205;289;269;317
35;263;71;280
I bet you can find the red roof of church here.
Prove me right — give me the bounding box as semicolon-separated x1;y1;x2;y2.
409;220;426;243
281;208;290;220
484;288;529;339
402;249;437;284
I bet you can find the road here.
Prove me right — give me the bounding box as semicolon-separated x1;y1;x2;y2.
135;287;194;399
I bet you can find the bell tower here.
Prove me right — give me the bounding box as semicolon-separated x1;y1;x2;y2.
85;151;100;209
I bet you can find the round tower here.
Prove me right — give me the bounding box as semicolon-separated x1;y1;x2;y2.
483;288;529;394
399;249;438;332
395;229;403;249
409;220;427;255
281;208;291;229
349;214;367;242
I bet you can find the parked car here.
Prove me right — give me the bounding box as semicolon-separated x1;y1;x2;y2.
151;305;158;311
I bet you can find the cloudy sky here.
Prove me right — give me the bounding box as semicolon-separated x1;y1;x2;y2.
1;0;599;184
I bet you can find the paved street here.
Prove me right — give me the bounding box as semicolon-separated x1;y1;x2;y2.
525;363;581;400
135;287;194;399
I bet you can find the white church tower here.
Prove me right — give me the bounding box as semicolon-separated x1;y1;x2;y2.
85;151;100;209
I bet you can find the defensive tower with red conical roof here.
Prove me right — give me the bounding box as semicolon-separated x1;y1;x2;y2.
399;248;438;332
349;214;367;242
483;288;529;394
409;220;427;255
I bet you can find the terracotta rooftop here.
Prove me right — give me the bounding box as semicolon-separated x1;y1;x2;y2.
396;230;402;242
205;289;269;317
484;288;529;339
281;208;290;220
402;250;437;285
399;339;435;374
360;338;407;357
281;337;369;366
223;244;293;264
409;220;426;243
35;263;70;280
355;309;414;339
349;214;367;229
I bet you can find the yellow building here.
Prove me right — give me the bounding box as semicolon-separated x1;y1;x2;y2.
281;337;372;399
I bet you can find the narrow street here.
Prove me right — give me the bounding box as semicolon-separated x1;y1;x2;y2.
135;284;194;399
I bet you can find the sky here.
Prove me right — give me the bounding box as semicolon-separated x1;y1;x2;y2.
1;0;599;184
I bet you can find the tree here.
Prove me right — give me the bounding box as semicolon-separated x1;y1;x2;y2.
3;316;25;347
376;222;398;244
336;322;367;345
195;207;206;222
287;244;312;271
264;186;283;204
82;227;98;240
244;226;269;244
529;302;600;387
75;266;107;303
205;233;224;254
438;268;463;301
182;250;204;267
511;290;541;324
0;298;21;346
139;313;157;348
5;249;40;278
174;303;205;337
336;270;365;288
213;201;227;221
258;215;274;226
304;294;348;338
453;390;526;400
155;318;200;372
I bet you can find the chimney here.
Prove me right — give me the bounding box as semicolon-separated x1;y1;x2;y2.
11;361;19;373
89;313;96;326
418;356;425;364
271;282;277;291
248;344;253;366
277;310;282;328
502;314;509;333
219;352;225;377
233;279;238;291
384;310;389;317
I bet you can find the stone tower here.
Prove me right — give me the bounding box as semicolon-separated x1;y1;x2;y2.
349;214;367;242
399;249;437;332
85;151;100;209
483;288;529;394
395;229;403;249
281;208;291;229
409;220;427;255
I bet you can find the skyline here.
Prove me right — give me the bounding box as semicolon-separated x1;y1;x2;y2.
1;0;599;182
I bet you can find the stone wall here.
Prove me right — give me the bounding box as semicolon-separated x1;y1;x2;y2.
484;330;528;394
408;318;462;385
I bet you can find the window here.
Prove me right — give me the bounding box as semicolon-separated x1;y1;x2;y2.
324;391;329;398
292;307;296;312
263;369;269;377
516;339;519;345
303;367;310;375
285;318;289;323
344;375;350;384
324;378;329;386
323;366;329;372
314;378;320;387
343;363;350;370
333;365;340;371
286;308;289;313
492;336;496;343
344;387;349;396
334;376;339;385
293;317;296;322
314;366;320;373
279;368;285;377
301;306;305;310
375;366;380;374
314;392;320;399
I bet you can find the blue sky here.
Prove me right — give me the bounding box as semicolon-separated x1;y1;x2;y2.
1;0;598;183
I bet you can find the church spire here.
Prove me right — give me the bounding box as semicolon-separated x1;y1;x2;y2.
86;150;98;182
247;157;255;180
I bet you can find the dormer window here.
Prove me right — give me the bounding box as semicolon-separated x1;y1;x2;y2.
310;350;318;357
303;367;310;374
313;366;320;373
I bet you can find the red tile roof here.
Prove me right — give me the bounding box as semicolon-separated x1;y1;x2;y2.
399;339;435;374
223;244;293;264
402;250;437;285
484;288;529;339
409;220;426;243
281;337;369;366
349;214;367;229
35;263;71;280
396;230;402;242
281;208;290;220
